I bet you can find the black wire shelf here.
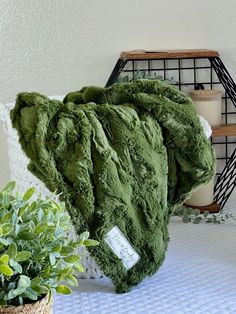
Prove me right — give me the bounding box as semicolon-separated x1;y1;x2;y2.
105;49;236;211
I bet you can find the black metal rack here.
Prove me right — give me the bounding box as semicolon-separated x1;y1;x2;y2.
105;49;236;211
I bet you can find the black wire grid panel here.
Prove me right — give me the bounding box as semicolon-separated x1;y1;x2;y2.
214;147;236;209
105;56;236;209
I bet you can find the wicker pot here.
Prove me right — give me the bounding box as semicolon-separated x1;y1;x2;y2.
0;294;52;314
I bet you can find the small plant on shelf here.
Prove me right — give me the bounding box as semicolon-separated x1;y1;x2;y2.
174;205;236;224
0;181;98;313
116;70;177;85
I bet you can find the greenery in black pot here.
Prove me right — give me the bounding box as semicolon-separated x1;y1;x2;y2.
0;182;98;307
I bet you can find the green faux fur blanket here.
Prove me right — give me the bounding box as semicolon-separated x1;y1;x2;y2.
10;80;216;293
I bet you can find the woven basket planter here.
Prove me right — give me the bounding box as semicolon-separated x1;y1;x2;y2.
0;99;103;279
0;294;52;314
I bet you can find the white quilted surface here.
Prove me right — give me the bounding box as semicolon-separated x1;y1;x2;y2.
54;194;236;314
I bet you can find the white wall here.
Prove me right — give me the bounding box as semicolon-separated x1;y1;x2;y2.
1;0;236;187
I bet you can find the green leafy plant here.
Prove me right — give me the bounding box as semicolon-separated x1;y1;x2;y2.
0;181;99;307
174;205;236;224
116;70;177;84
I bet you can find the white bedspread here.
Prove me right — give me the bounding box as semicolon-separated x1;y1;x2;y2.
54;193;236;314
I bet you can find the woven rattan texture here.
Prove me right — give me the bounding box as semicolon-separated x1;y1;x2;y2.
0;295;52;314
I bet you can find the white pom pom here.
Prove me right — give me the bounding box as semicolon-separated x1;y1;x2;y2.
198;115;212;139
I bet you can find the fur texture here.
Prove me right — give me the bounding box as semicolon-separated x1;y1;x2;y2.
10;80;216;293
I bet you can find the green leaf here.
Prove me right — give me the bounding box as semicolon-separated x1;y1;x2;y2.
0;264;13;276
49;253;56;266
47;287;52;304
2;223;13;235
31;277;43;286
187;207;194;215
56;267;71;275
2;192;10;207
203;211;209;218
23;287;38;301
52;252;60;258
53;243;62;253
29;201;37;213
9;259;22;274
1;211;13;223
15;251;31;262
55;226;64;238
0;299;7;306
31;285;49;294
18;231;37;240
83;239;99;247
37;208;44;221
17;275;31;289
65;274;78;287
34;222;47;234
47;222;55;227
8;242;17;258
194;209;201;216
78;231;89;243
74;263;84;272
0;254;9;264
8;282;16;290
60;246;74;256
8;288;26;300
182;214;189;223
14;224;20;236
55;285;72;295
23;187;35;201
18;205;28;217
42;265;50;276
64;255;81;263
0;237;12;245
3;181;16;193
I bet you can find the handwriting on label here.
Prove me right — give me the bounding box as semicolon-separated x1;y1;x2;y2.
104;226;140;270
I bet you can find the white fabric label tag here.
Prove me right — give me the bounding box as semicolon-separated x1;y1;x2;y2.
104;226;140;270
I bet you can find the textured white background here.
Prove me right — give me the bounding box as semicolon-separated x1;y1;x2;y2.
1;0;236;187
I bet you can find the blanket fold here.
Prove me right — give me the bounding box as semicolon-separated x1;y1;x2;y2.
10;80;216;293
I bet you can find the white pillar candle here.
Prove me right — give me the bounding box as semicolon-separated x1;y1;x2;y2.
185;177;215;207
190;90;222;126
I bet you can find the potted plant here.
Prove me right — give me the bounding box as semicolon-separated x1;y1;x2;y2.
0;181;98;313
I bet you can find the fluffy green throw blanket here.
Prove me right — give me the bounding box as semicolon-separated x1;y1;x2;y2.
10;80;216;293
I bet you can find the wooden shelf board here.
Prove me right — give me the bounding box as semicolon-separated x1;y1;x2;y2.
184;202;221;214
211;124;236;137
120;49;219;61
